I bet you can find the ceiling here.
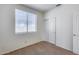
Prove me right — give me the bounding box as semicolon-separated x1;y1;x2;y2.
24;4;56;12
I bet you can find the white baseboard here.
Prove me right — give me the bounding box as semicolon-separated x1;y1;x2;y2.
1;40;43;55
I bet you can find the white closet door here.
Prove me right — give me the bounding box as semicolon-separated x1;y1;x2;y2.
45;17;56;44
73;12;79;54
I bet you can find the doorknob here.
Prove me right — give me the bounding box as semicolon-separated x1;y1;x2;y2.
73;34;76;36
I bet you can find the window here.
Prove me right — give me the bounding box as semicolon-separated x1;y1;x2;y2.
15;9;37;34
28;13;37;32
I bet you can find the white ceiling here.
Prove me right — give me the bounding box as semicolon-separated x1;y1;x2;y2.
24;4;56;12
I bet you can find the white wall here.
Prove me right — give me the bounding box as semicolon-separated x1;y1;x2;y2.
45;4;79;51
0;4;44;54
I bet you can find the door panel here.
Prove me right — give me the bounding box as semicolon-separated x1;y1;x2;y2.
45;17;56;44
77;16;79;37
73;12;79;54
49;17;56;44
73;38;78;54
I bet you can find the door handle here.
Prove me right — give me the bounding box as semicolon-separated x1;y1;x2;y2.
73;34;76;36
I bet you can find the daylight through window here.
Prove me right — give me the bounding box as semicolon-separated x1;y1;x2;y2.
15;9;37;33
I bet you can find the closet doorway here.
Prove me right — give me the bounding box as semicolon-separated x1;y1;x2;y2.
45;17;56;44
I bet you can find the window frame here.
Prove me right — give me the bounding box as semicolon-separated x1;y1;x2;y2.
15;9;37;34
